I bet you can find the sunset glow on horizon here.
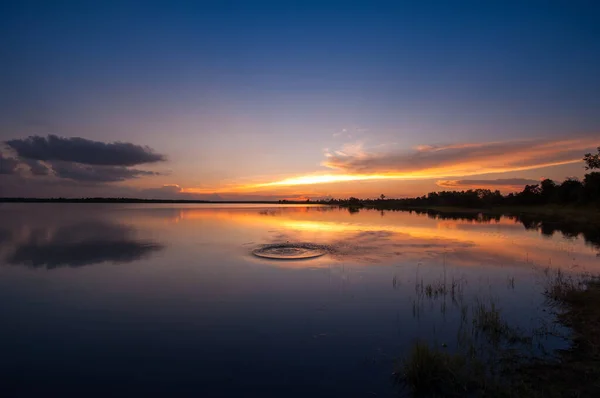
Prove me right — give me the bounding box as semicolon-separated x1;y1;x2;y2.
1;1;598;200
177;136;594;196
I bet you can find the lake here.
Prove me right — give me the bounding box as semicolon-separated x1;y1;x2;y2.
1;203;598;397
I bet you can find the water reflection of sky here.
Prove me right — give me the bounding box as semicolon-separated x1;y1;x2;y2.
99;204;598;272
0;204;594;397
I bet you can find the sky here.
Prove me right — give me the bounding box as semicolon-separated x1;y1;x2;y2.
1;0;599;200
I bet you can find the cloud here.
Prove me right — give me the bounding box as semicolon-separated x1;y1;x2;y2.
0;228;11;244
152;184;184;194
332;128;346;138
333;126;368;139
0;174;145;197
49;161;159;182
141;184;195;198
135;184;226;201
1;135;165;185
0;153;19;174
21;159;51;175
5;135;165;166
436;178;540;191
141;184;303;201
234;137;596;190
322;137;597;177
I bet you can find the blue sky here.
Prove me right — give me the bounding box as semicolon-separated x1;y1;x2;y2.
1;0;599;199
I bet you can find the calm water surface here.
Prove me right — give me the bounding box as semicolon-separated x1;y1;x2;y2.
1;204;598;397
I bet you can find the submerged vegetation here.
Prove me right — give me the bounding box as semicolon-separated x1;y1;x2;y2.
397;269;600;397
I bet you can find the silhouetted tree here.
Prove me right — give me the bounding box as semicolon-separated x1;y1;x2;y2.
584;172;600;204
516;184;542;205
584;147;600;170
557;178;584;204
540;179;557;204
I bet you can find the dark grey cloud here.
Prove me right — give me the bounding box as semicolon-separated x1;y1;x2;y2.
436;178;539;189
50;161;159;182
21;158;51;175
6;221;163;268
5;135;166;166
0;228;11;244
0;153;19;175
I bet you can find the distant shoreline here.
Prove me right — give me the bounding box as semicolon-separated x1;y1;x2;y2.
0;198;323;205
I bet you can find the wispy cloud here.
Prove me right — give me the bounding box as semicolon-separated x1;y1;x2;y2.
332;126;368;139
240;137;596;188
0;153;19;175
323;138;596;176
332;128;347;138
49;161;160;182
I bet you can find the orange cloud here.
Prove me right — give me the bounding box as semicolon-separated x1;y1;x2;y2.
322;138;596;176
179;137;596;195
230;137;596;189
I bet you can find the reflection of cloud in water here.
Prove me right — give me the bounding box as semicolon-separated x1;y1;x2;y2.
264;229;476;264
261;226;570;269
160;207;599;270
6;222;163;269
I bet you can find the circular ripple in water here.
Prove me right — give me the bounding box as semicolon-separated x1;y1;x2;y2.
252;243;328;260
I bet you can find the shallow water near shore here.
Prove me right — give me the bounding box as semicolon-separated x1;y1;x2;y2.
0;203;598;397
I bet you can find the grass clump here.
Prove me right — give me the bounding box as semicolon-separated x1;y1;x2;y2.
472;300;531;346
415;276;466;302
397;341;488;397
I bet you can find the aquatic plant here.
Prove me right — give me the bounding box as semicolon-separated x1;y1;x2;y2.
397;341;488;397
399;268;600;397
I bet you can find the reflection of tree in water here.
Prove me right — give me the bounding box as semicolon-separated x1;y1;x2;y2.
517;215;600;251
258;206;336;217
6;221;163;269
258;209;281;216
405;209;600;252
347;207;360;214
310;206;335;212
412;209;502;223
